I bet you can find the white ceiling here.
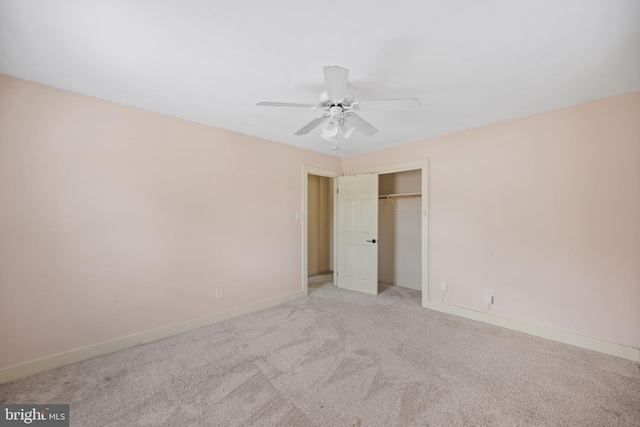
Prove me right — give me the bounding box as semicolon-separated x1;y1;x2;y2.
1;1;638;157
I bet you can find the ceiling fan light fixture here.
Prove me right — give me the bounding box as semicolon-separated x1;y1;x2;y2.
342;118;358;139
257;66;420;140
321;119;338;136
320;119;339;141
321;132;337;142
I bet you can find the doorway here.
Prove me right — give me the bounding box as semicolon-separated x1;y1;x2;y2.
302;166;341;294
308;174;333;277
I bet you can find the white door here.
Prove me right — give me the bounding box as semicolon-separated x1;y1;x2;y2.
337;174;379;295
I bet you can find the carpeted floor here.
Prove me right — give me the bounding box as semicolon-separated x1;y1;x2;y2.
1;275;639;426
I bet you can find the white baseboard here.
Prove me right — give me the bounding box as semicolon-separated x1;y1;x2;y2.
394;282;421;291
308;269;332;276
423;300;640;363
0;290;306;385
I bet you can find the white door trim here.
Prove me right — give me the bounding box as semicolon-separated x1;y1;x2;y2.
302;166;342;294
353;159;429;306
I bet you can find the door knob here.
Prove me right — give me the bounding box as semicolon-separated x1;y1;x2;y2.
367;239;377;243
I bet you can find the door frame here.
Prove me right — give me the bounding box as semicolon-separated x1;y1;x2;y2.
352;159;429;307
302;166;342;294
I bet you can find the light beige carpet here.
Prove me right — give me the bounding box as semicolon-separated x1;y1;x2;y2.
1;275;639;426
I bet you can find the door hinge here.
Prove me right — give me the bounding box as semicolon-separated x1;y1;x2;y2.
337;188;339;194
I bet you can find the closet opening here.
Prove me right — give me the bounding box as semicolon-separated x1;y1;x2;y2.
378;169;422;295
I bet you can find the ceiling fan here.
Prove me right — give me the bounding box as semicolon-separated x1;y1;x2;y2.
257;66;420;142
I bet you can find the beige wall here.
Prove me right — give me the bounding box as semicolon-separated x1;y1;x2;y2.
1;73;638;371
0;75;341;370
345;91;640;349
307;175;332;275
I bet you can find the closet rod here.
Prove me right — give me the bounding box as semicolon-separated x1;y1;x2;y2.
378;192;421;199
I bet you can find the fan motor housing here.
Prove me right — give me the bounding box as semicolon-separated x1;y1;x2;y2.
329;106;344;117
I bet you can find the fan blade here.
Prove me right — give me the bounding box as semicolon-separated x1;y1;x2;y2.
324;66;349;102
354;98;421;111
257;102;318;109
344;113;377;137
294;115;330;135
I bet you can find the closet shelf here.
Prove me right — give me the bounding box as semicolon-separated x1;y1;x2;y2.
378;192;421;199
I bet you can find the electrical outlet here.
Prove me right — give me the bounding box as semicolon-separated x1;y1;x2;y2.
485;290;494;304
440;281;448;291
216;288;223;300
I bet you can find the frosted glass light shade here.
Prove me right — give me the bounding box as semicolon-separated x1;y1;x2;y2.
342;119;358;139
321;120;338;136
320;119;338;142
321;131;337;142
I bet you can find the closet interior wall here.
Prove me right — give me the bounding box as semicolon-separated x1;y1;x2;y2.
378;170;422;290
